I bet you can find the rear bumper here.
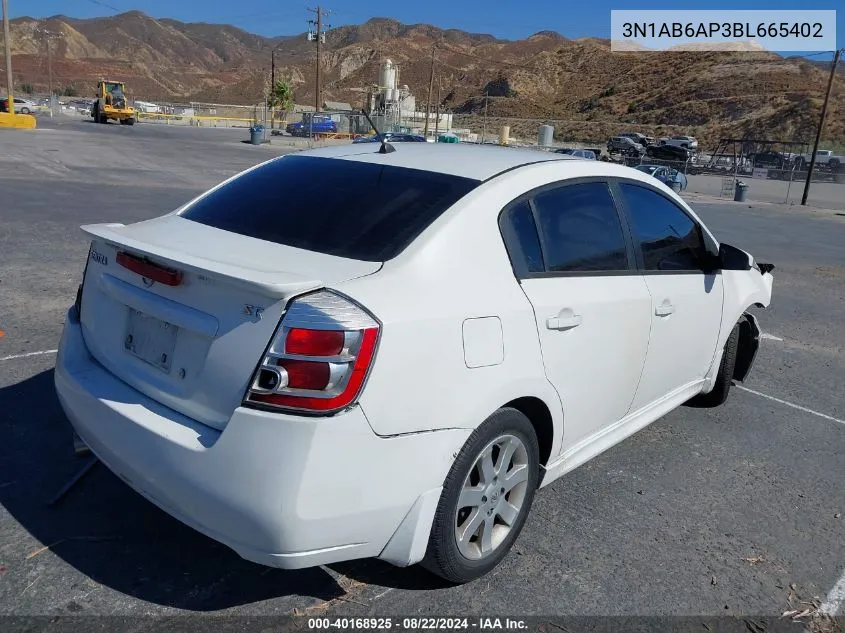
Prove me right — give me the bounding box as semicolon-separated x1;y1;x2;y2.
55;308;468;569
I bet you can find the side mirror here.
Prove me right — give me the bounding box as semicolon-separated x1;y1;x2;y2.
717;243;753;271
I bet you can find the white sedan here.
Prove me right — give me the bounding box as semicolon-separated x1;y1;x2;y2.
55;144;774;583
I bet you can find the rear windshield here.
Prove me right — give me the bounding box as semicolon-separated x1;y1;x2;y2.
179;155;480;262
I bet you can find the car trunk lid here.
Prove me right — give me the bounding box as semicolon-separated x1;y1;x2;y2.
78;216;381;430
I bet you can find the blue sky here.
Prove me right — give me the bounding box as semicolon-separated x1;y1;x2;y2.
11;0;842;58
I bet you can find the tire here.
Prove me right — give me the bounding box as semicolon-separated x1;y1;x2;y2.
126;117;135;126
687;320;741;408
20;107;30;114
830;158;840;171
422;407;540;584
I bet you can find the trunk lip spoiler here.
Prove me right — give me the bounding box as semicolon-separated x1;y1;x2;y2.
80;223;323;300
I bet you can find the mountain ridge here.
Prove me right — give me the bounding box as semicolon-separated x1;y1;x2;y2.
5;11;844;144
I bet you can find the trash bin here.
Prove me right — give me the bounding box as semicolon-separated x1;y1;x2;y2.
734;180;748;202
249;125;264;145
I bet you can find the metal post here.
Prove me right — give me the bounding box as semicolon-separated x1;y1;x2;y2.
802;48;841;206
423;45;435;138
434;75;441;141
270;48;275;130
315;8;322;112
2;0;13;113
46;35;53;116
786;162;797;204
481;91;488;144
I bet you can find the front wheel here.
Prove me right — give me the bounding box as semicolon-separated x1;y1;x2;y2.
20;107;31;114
422;408;539;584
687;320;741;408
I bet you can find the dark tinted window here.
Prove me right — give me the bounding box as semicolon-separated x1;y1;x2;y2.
180;156;479;262
504;201;545;274
532;182;629;272
620;183;705;271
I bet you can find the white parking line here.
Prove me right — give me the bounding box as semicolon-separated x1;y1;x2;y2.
760;332;783;341
820;570;845;616
737;386;845;426
0;349;58;362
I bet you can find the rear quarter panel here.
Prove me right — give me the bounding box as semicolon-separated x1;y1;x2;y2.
335;169;566;452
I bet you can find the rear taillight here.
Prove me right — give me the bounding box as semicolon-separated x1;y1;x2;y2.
244;290;380;414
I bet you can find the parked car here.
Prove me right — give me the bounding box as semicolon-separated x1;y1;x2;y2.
607;136;646;156
794;149;843;170
286;115;337;137
55;144;774;584
748;150;793;168
661;135;699;150
0;96;37;114
555;148;597;160
618;132;653;147
647;144;693;161
635;164;688;190
353;132;427;144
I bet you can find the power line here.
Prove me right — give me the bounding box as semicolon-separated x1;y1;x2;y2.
438;44;542;72
83;0;121;13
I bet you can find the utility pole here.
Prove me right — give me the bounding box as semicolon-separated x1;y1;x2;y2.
423;44;436;138
2;0;13;113
433;74;442;141
38;27;62;117
307;6;330;113
802;48;841;206
270;47;276;130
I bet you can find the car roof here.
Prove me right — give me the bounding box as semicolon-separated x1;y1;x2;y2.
281;143;677;189
297;143;579;181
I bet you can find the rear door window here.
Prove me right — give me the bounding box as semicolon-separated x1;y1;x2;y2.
180;155;480;262
532;182;631;273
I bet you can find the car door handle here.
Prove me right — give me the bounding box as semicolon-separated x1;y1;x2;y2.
655;301;675;317
547;311;582;331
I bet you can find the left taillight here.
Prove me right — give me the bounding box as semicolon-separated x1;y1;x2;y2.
244;290;380;415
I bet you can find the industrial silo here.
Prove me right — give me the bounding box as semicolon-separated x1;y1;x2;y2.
538;125;554;147
380;60;396;90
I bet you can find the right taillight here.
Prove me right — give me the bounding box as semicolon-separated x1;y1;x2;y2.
244;290;380;415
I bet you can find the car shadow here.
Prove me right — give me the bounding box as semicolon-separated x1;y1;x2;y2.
0;369;348;611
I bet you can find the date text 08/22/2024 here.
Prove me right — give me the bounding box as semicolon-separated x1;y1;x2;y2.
307;618;529;631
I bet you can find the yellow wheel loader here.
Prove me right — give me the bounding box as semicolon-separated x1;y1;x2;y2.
91;80;136;125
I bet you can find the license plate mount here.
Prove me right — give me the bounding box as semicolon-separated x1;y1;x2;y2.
125;308;178;373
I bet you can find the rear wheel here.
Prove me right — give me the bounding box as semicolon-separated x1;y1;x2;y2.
422;408;539;584
20;107;31;114
126;117;135;126
687;320;741;408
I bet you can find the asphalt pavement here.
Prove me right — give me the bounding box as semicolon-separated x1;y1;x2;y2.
1;118;843;625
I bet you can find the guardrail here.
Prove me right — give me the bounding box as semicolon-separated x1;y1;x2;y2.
136;112;290;128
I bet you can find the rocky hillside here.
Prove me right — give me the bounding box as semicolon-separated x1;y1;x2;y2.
6;11;844;145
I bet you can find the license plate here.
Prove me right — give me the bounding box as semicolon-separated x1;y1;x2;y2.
124;309;178;373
